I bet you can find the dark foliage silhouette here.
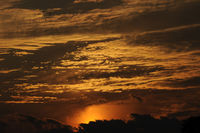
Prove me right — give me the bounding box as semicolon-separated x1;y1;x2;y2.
182;116;200;133
78;114;181;133
0;114;73;133
1;114;200;133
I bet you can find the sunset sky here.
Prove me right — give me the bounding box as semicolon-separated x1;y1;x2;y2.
0;0;200;127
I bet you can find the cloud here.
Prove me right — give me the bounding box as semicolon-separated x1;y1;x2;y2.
120;0;200;32
0;0;19;9
0;8;43;34
125;24;200;51
1;0;200;38
74;0;104;3
12;0;123;15
1;88;200;126
158;76;200;88
82;65;164;79
69;0;200;35
0;0;124;38
0;38;119;98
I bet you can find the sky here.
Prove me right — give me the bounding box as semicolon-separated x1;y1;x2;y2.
0;0;200;127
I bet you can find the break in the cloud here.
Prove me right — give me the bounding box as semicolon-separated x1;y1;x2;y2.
1;88;200;126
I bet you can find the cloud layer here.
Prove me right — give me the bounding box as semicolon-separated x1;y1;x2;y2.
1;0;200;38
0;0;200;126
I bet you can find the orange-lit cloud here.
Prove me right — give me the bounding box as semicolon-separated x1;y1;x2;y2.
1;0;200;38
0;0;200;126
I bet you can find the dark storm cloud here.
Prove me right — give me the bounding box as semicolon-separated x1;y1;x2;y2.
109;0;200;33
126;24;200;51
159;76;200;88
0;25;78;38
13;0;123;16
82;65;164;79
168;110;200;118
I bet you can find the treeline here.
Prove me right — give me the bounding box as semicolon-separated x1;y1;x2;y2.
0;114;200;133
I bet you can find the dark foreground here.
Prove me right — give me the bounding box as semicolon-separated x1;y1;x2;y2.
0;114;200;133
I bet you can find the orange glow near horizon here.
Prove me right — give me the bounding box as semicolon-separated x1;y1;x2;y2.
65;100;139;127
65;98;188;127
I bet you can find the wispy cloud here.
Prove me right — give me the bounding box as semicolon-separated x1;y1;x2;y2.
1;0;200;123
1;0;200;38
